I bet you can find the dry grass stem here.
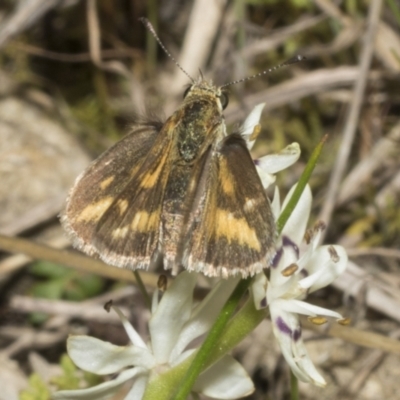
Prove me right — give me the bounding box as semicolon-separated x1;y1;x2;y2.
319;0;384;240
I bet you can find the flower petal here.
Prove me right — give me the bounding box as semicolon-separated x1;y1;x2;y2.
52;367;142;400
252;273;268;310
271;186;281;220
124;373;148;400
270;305;326;387
303;245;348;292
255;165;276;189
241;103;265;150
67;336;155;374
112;306;148;350
194;355;254;399
173;348;196;366
170;277;239;363
149;271;197;363
289;339;327;387
256;143;300;174
281;184;312;246
280;336;326;387
276;299;343;320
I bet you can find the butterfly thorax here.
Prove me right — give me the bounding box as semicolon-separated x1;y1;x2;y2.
173;81;225;163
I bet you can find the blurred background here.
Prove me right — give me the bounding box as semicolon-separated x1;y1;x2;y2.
0;0;400;399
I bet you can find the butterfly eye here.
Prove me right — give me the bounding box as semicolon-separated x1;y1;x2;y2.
219;91;229;109
183;85;192;98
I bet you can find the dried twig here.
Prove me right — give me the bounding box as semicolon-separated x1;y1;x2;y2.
0;326;68;358
0;230;69;278
346;247;400;260
0;234;160;288
318;0;384;241
9;41;141;63
240;14;326;60
86;0;131;78
168;0;228;98
313;0;351;26
337;121;400;205
224;67;381;123
333;260;400;323
9;287;134;323
0;0;60;48
345;329;400;395
304;320;400;355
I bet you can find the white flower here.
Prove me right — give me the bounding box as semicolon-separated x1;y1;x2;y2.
53;272;254;400
241;103;301;188
253;184;348;387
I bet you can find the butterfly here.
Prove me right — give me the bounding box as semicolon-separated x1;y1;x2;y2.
61;78;276;278
61;18;279;278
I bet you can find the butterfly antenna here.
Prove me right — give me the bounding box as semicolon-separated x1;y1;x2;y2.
220;55;306;89
139;17;195;84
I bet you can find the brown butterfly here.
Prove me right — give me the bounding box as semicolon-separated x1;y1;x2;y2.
61;19;281;279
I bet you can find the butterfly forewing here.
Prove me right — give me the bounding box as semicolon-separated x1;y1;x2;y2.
182;134;276;278
61;121;170;266
92;130;174;269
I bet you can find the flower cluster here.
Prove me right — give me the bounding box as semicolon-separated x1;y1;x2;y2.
245;103;348;386
53;273;253;399
253;184;348;386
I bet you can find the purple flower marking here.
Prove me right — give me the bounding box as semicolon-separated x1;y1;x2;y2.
260;297;268;308
282;235;299;259
293;326;302;342
300;268;309;278
276;316;292;336
271;247;283;268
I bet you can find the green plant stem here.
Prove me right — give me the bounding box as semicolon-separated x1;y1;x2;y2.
133;271;151;309
276;135;328;233
207;295;268;367
290;371;299;400
171;278;253;400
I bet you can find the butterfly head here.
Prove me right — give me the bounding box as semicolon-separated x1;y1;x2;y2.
182;79;229;112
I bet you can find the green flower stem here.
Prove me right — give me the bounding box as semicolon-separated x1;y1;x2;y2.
207;296;268;367
143;136;327;400
290;371;299;400
276;135;328;234
171;277;253;400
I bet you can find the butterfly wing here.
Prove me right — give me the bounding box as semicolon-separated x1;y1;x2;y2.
181;133;276;278
62;121;173;270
